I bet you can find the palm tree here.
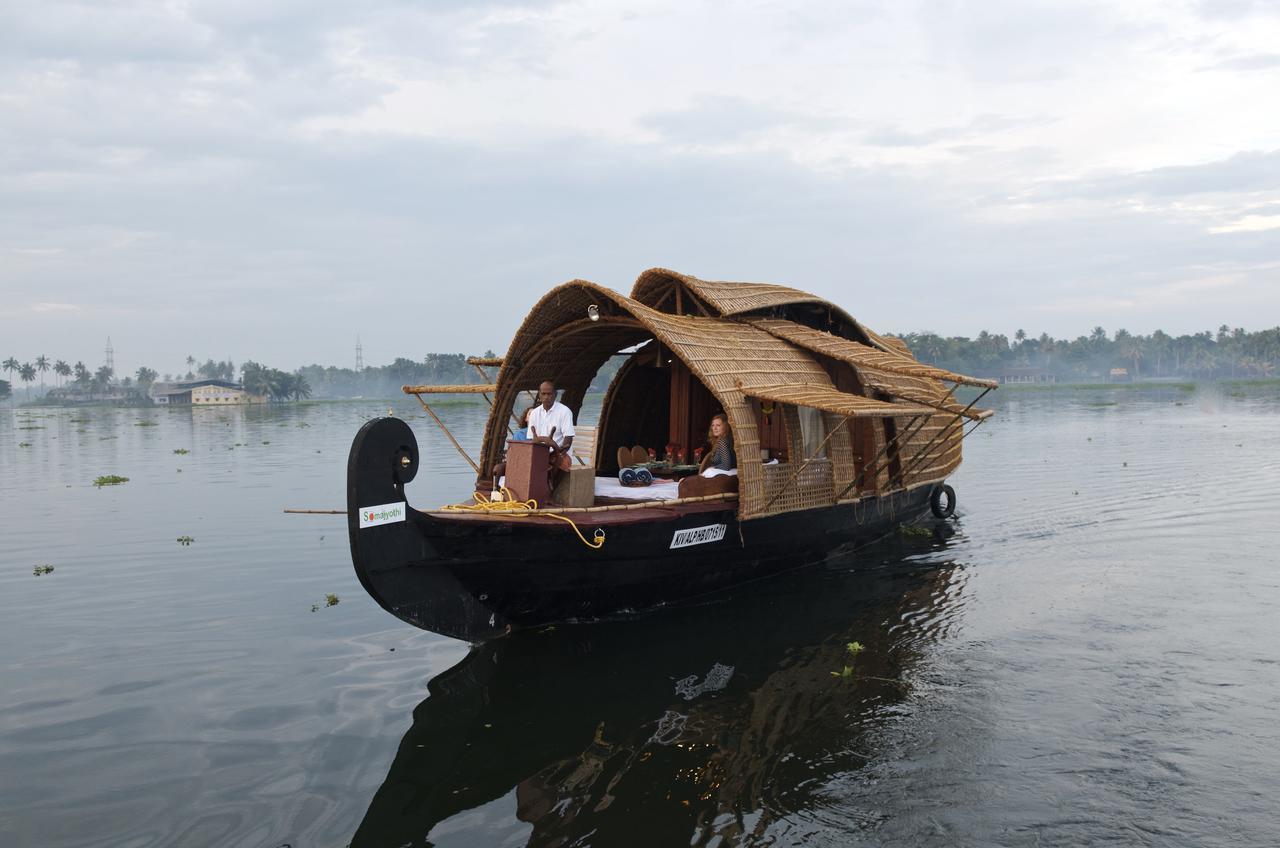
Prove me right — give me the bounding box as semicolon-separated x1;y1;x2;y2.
271;371;295;402
1118;337;1142;381
290;372;312;401
54;359;71;388
73;361;90;386
35;355;49;395
19;362;36;400
93;365;113;399
2;357;17;386
135;366;158;388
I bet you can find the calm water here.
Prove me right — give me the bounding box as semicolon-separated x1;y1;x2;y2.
2;386;1278;847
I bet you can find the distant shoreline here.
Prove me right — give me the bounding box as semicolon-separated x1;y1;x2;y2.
9;378;1280;410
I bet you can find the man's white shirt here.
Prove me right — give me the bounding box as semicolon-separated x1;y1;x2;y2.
527;401;575;449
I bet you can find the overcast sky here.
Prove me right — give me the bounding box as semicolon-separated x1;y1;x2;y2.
2;0;1279;376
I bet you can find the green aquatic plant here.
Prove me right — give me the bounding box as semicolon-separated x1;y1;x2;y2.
19;442;31;448
311;593;341;612
176;535;194;546
17;425;45;430
173;448;189;455
899;524;933;539
33;565;55;576
831;641;865;678
93;475;129;487
135;421;158;427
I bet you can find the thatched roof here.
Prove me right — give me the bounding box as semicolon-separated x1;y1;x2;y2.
631;268;829;317
473;272;991;519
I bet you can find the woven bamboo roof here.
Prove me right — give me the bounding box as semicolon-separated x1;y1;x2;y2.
474;272;992;519
632;268;828;317
740;384;934;419
744;318;998;389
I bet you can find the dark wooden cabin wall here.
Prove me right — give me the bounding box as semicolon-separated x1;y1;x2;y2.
597;364;670;474
668;358;719;460
753;399;789;462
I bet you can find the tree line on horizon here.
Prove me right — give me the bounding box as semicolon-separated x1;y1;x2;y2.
6;324;1278;404
901;324;1280;381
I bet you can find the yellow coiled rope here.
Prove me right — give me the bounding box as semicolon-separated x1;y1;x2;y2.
440;487;605;550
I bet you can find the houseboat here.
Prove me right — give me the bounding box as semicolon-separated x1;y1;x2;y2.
347;269;994;640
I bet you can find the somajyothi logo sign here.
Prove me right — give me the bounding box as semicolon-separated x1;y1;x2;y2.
359;501;406;529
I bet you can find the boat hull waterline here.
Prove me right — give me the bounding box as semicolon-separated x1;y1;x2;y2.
348;417;945;641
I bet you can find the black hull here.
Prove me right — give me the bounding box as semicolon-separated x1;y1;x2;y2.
348;417;943;641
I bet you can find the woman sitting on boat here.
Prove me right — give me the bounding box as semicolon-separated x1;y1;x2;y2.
680;413;738;498
699;413;736;475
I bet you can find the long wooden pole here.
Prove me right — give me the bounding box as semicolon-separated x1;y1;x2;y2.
472;362;518;435
413;394;481;474
893;387;991;484
836;413;928;501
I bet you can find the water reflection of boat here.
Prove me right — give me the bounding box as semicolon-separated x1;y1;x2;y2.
348;271;993;639
352;539;962;847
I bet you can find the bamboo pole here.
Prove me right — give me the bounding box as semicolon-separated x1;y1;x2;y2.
412;394;481;474
471;362;519;435
425;491;739;516
403;384;497;394
835;413;929;501
893;387;991;484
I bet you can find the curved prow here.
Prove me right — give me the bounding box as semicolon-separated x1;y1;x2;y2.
347;417;424;617
346;417;508;641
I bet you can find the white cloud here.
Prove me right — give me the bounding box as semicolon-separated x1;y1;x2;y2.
1210;214;1280;233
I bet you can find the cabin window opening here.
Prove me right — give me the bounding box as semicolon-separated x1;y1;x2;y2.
796;406;827;459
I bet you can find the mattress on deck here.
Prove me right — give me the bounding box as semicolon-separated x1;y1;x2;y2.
594;476;681;501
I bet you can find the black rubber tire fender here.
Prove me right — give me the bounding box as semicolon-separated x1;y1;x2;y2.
930;484;956;519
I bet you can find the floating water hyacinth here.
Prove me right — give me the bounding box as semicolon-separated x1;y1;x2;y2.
173;448;189;455
33;565;54;576
93;475;129;487
311;593;341;612
176;536;194;546
832;641;865;678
